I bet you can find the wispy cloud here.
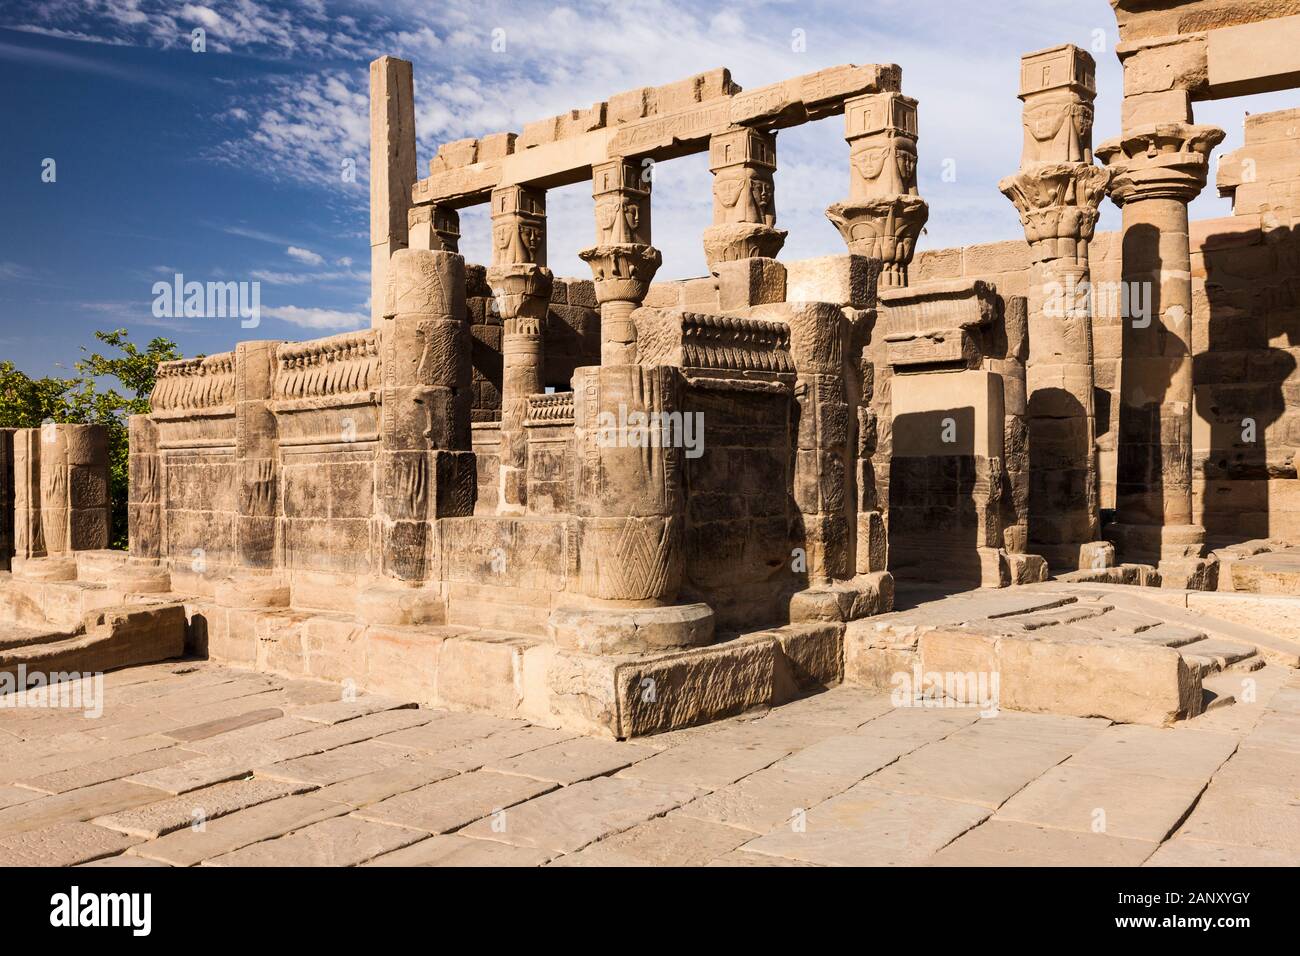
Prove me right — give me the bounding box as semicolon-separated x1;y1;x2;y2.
262;303;368;330
286;245;324;265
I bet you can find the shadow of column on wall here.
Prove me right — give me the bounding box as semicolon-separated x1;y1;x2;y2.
1195;222;1299;547
888;405;981;588
1026;387;1091;565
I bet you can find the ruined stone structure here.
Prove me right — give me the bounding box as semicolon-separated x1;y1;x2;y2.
4;0;1300;738
1;425;110;579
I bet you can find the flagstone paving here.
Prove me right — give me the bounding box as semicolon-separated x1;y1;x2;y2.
0;658;1297;866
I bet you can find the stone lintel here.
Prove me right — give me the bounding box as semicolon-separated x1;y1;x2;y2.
410;62;901;208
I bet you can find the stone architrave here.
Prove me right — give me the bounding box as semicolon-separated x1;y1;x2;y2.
701;127;786;271
1097;121;1225;582
999;44;1113;572
826;92;929;289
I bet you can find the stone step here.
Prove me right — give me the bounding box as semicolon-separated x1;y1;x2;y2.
1006;603;1112;631
1066;587;1300;668
1177;637;1258;677
0;624;72;652
0;604;187;683
445;597;551;638
1126;622;1208;647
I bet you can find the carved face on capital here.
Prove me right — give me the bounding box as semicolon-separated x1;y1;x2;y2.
1023;98;1092;162
852;141;917;196
749;179;774;222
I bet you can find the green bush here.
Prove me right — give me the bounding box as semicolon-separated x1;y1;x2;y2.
0;329;184;549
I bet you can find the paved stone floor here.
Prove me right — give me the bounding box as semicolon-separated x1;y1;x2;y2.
0;659;1297;866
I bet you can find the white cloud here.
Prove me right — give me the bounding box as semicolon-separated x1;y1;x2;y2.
286;245;324;265
261;304;368;330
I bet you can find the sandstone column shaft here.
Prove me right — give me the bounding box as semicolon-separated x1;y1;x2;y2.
1098;122;1224;567
381;248;474;579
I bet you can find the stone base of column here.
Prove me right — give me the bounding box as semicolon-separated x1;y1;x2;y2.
10;556;78;582
548;602;714;656
1005;551;1050;585
108;560;172;595
1105;521;1206;565
788;571;893;623
1036;540;1116;574
1156;556;1220;592
980;547;1051;588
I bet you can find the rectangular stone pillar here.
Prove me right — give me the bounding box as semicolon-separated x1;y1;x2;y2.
0;428;12;571
127;415;161;561
370;56;417;328
234;341;280;570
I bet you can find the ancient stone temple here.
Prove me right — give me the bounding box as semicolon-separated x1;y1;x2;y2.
3;0;1300;737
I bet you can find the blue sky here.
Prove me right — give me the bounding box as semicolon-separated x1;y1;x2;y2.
1;0;1294;376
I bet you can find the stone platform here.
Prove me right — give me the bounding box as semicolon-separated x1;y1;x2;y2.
0;659;1296;867
846;581;1300;726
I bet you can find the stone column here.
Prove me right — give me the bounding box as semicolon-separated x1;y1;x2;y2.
233;341;281;572
369;56;417;328
488;184;552;514
826;93;926;596
826;92;929;289
10;424;110;580
11;428;40;563
998;45;1113;572
580;159;662;366
701;127;786;271
380;247;475;581
1097;121;1224;584
549;363;712;654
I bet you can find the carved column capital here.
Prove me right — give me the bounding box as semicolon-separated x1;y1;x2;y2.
1097;123;1226;206
702;126;786;270
408;204;461;253
490;184;547;267
579;243;662;305
827;91;927;288
486;261;553;331
825;195;929;289
593;159;652;246
999;162;1111;263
